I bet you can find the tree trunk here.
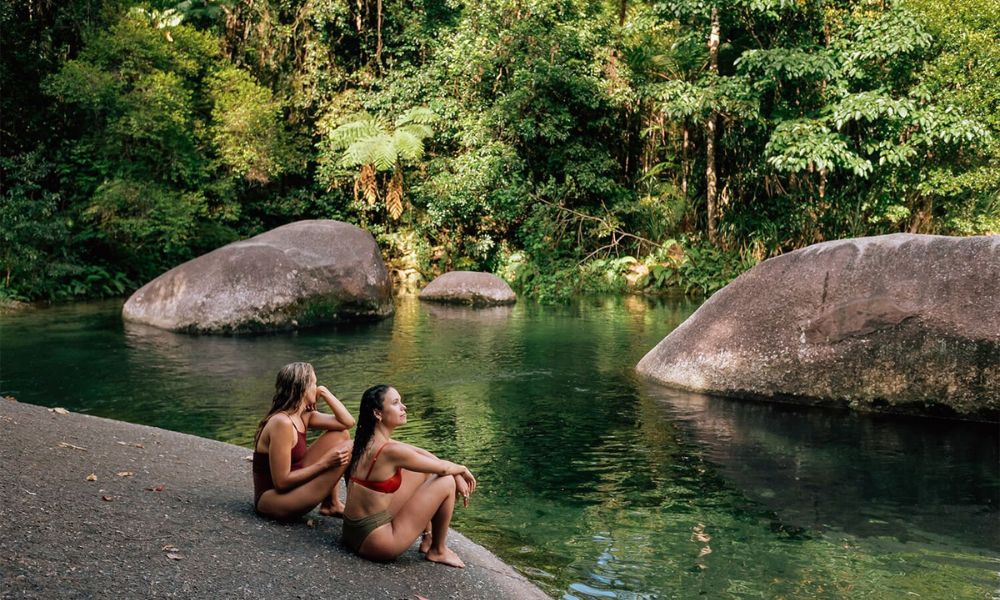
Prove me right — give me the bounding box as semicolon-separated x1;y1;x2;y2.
705;7;720;243
682;125;689;197
376;0;383;74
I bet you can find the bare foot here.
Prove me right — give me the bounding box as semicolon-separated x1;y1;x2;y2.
318;500;344;518
418;531;433;554
425;546;465;568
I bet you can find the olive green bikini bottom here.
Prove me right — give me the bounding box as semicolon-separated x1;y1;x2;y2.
342;510;393;553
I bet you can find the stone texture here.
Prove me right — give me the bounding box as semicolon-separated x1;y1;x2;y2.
637;234;1000;420
0;400;550;600
123;220;393;333
419;271;516;306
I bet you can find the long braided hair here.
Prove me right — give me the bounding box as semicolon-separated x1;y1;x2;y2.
346;384;393;480
253;362;315;448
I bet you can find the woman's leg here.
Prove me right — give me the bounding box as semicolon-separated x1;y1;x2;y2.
359;474;464;567
301;430;351;515
255;466;343;521
388;470;433;551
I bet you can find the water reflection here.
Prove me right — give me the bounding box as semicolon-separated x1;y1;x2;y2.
642;384;1000;551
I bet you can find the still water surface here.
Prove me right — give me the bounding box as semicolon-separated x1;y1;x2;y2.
1;297;997;598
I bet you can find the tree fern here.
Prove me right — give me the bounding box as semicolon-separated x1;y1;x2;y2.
321;106;438;220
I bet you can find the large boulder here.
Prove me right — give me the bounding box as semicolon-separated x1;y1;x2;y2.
123;220;393;333
419;271;516;306
637;234;1000;420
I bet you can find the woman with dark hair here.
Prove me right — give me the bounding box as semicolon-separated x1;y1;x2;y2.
253;362;355;520
342;385;476;568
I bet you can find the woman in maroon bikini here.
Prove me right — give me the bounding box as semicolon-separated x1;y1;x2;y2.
253;362;355;520
342;384;477;568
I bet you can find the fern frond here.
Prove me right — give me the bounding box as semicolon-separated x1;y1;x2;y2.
395;107;437;127
393;130;425;162
368;135;398;171
358;164;378;207
386;169;404;220
327;114;384;151
340;134;396;171
397;123;434;141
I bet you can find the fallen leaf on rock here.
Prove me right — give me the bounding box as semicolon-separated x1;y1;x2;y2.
166;553;184;561
57;442;87;451
49;407;69;415
162;544;178;552
145;484;165;492
116;471;134;477
115;441;144;448
244;455;253;462
101;495;114;502
3;395;16;402
86;473;97;482
415;596;431;600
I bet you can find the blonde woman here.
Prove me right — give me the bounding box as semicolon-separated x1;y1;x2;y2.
252;362;355;520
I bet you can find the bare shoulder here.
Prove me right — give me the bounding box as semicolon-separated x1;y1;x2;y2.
383;441;418;459
263;413;295;436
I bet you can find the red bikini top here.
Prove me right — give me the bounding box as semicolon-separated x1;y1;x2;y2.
350;441;402;493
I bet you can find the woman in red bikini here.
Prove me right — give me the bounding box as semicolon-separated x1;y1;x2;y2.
342;384;477;568
253;362;355;520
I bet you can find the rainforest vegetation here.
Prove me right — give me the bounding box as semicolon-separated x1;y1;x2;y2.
2;0;997;302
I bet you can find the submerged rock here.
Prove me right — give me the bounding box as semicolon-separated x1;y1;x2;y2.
122;220;393;333
419;271;516;306
637;234;1000;420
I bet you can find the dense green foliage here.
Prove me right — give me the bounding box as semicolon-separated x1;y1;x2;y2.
2;0;996;301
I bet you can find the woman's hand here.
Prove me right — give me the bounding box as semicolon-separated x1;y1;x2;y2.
307;385;356;430
458;466;477;495
454;474;472;507
322;444;352;469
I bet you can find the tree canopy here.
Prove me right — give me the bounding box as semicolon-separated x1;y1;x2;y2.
2;0;996;301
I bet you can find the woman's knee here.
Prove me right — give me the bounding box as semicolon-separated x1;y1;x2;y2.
435;474;456;494
323;429;350;443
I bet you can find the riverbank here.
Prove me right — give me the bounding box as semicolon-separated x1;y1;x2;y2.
0;400;549;599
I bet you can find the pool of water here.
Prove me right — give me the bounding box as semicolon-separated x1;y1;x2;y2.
2;297;997;598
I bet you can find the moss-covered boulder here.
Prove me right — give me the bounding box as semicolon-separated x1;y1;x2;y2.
122;220;393;333
637;234;1000;420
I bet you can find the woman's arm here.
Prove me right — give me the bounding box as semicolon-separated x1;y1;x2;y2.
396;442;475;500
304;386;356;431
385;444;477;492
267;416;348;491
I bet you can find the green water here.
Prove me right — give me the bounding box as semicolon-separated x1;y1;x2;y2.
2;297;997;599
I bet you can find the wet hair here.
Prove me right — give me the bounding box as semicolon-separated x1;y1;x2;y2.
253;362;315;447
346;384;393;480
